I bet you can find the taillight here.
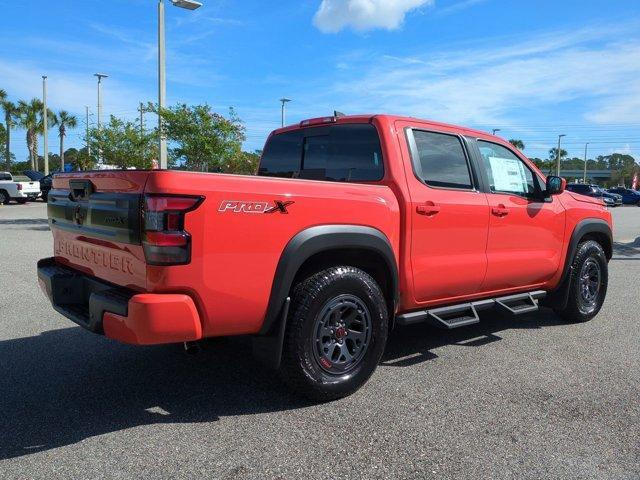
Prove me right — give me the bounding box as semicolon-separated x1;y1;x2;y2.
142;195;203;266
17;183;22;191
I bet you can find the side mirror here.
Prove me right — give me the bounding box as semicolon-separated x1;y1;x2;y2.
546;176;566;196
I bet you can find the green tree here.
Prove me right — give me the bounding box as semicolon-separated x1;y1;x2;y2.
509;139;525;150
548;147;568;162
37;153;62;172
55;110;77;172
222;150;261;175
0;91;19;171
87;115;157;169
0;122;7;166
73;147;96;171
15;98;56;171
153;103;245;171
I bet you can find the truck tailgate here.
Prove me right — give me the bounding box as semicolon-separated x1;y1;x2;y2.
19;181;40;194
49;171;151;291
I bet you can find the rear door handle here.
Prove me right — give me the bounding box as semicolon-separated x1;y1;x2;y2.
491;204;509;217
417;201;441;216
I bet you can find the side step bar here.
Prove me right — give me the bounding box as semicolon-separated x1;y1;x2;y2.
396;290;546;329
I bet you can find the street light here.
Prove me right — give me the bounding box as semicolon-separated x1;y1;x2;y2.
158;0;203;169
279;98;291;127
42;75;49;175
556;134;566;177
583;142;589;183
492;128;500;135
172;0;203;9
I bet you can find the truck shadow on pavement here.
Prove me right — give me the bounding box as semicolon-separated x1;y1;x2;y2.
611;236;640;259
0;309;570;459
0;218;48;225
382;308;567;367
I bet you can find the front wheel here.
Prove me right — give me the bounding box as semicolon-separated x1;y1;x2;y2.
554;240;608;322
280;266;388;402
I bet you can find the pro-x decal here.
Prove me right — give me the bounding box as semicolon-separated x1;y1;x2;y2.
218;200;294;214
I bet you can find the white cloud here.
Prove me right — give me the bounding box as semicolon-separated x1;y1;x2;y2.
326;28;640;127
313;0;433;33
437;0;487;16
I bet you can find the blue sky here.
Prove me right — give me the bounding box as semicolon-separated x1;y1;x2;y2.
1;0;640;163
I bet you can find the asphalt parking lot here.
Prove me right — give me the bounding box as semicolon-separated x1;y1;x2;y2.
1;202;638;479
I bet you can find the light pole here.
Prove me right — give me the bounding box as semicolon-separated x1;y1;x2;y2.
85;106;91;159
583;142;589;184
42;75;49;175
492;128;500;135
94;74;108;130
94;74;108;163
158;0;203;170
279;98;291;127
556;134;566;177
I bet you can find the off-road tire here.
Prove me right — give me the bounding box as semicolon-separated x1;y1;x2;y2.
554;240;608;323
280;266;388;402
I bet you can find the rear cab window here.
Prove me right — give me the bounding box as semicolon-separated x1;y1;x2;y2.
258;123;384;183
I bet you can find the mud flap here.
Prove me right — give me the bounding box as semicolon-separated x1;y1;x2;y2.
251;297;290;370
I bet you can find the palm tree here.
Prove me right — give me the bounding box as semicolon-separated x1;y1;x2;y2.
56;110;77;172
509;139;525;150
16;98;55;171
0;89;6;170
1;96;19;172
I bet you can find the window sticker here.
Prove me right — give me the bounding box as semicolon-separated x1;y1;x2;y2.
488;156;526;193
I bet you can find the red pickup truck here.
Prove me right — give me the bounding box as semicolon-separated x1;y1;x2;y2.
38;114;612;400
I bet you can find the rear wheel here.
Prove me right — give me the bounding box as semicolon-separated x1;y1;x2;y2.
280;266;388;402
0;190;9;205
554;240;608;322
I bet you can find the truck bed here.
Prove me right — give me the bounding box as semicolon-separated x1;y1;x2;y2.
48;170;400;337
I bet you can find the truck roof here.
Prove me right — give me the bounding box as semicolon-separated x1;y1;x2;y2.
272;114;491;138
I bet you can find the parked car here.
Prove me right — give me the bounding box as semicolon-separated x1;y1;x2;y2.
37;114;612;401
564;183;618;207
606;186;640;205
565;183;606;203
592;186;622;207
23;170;54;202
0;171;40;204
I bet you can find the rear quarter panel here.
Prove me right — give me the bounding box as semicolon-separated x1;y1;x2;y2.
144;171;400;336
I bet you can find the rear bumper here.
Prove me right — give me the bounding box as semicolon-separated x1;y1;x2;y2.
14;191;40;199
37;257;202;345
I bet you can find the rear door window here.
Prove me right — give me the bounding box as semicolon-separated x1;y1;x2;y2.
411;130;474;189
258;123;384;182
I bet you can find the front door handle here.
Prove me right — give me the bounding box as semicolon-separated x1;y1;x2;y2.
417;201;441;216
491;204;509;217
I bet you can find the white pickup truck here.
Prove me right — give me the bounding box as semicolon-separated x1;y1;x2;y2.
0;172;40;204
